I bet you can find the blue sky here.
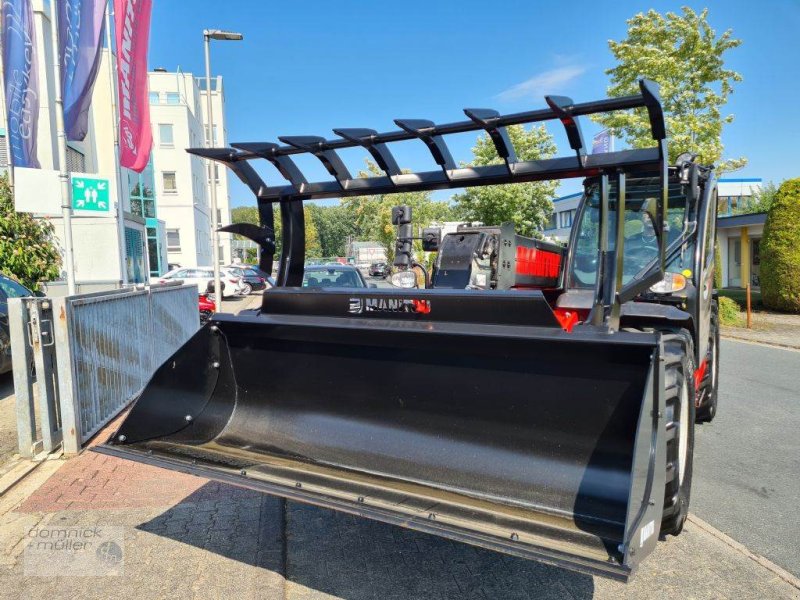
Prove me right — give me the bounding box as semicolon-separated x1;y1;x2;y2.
149;0;800;207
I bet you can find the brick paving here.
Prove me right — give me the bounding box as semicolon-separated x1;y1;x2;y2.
0;437;797;599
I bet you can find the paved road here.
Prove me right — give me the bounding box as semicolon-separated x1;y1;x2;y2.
693;339;800;576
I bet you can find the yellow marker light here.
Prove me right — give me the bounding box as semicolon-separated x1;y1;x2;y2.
681;269;693;278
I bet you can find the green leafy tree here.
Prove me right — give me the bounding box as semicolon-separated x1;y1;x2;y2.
733;181;779;215
453;124;558;236
0;175;61;290
760;179;800;312
593;7;744;172
304;206;322;258
306;203;356;257
342;161;454;261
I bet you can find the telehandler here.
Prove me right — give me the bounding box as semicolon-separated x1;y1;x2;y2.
98;79;719;581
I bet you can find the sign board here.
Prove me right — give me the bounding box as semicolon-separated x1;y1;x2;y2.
591;130;614;154
71;175;110;213
14;167;62;215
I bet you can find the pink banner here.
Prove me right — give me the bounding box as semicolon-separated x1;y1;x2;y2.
114;0;152;172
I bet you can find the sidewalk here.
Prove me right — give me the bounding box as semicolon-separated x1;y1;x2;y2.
722;311;800;349
0;422;797;600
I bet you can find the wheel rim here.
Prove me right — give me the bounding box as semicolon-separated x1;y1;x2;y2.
678;378;690;486
243;284;252;295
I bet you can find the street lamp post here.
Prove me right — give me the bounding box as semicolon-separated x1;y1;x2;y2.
203;29;243;308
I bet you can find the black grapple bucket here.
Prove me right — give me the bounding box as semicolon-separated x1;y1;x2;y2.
97;289;666;581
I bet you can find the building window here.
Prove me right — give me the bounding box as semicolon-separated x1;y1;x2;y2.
167;229;181;250
166;92;180;105
545;213;556;230
558;209;575;229
207;163;219;184
205;124;218;145
162;171;177;193
148;91;160;104
158;124;174;147
66;146;86;173
125;227;147;284
0;133;7;167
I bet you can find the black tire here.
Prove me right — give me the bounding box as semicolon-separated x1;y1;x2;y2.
241;283;253;295
696;302;720;423
660;332;696;537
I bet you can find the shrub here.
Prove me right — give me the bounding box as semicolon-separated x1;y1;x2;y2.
718;296;742;326
760;179;800;312
0;175;61;290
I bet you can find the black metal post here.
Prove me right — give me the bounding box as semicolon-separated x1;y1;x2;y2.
277;200;305;286
591;174;610;327
609;171;626;329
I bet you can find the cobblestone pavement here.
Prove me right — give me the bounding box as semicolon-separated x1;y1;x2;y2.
0;437;797;600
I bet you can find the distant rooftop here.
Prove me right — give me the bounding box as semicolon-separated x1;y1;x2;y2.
553;192;582;203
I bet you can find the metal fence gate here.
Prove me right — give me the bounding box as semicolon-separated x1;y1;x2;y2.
9;284;198;456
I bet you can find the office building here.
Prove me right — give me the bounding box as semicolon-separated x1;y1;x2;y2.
148;69;233;270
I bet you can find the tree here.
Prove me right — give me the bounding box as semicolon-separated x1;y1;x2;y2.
452;124;558;237
0;175;61;290
733;181;779;215
304;206;322;258
759;179;800;313
305;203;356;257
342;161;454;261
593;7;744;172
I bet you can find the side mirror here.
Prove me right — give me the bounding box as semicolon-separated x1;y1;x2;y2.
422;227;441;252
391;205;412;225
394;223;413;267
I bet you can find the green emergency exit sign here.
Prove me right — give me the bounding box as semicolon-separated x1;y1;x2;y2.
71;176;110;212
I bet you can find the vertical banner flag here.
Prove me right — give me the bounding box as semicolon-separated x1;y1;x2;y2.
59;0;108;141
591;130;613;154
114;0;152;172
2;0;40;168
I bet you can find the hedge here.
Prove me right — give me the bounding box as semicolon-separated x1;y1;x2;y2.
760;179;800;312
718;296;742;327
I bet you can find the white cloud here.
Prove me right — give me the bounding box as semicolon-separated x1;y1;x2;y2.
496;65;587;102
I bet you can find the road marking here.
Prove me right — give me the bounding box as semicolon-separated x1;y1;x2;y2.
687;514;800;590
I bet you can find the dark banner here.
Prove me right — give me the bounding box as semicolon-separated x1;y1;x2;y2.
2;0;40;168
59;0;108;141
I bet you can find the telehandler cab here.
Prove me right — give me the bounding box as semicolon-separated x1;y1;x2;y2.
98;79;720;581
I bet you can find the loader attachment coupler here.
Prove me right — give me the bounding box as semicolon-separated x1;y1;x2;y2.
98;80;672;581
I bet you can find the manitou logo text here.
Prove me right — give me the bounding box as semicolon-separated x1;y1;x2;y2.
348;298;431;315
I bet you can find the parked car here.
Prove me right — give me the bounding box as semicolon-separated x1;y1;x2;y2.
225;266;269;294
0;274;34;374
154;267;244;298
302;265;373;288
198;293;216;324
233;264;277;286
368;262;391;277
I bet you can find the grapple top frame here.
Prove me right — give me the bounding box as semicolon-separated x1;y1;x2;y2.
189;79;669;328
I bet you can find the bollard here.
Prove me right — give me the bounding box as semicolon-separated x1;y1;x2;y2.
746;283;752;329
